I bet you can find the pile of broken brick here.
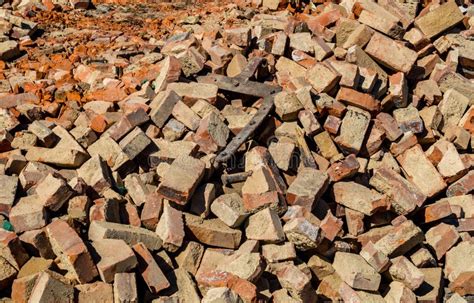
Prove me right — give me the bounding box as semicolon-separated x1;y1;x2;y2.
0;0;474;302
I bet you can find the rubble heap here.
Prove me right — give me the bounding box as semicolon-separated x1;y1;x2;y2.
0;0;473;302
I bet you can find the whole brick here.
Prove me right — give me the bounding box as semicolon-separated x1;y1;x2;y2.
284;217;321;251
155;201;185;251
370;167;426;215
388;256;425;290
445;241;474;283
335;106;371;154
0;175;17;214
35;173;73;211
88;220;163;251
262;242;296;263
333;252;381;291
175;241;204;275
92;239;137;283
210;193;248;228
76;282;114;303
11;273;38;303
28;271;74;303
414;1;463;38
245;208;284;243
374;220;424;257
157;155;205;205
327;154;360;182
118;126;151;160
426;223;460;261
274;263;316;303
286;167;329;211
184;214;242;249
132;242;170;293
360;241;390;273
149;90;181;128
385;281;416;303
415;268;443;302
193;112;229;154
306;62;341;93
114;272;138;303
9;195;47;233
396;145;446;198
19;229;55;259
77;155;113;194
365;32;417;73
333;181;388;216
47;220;98;283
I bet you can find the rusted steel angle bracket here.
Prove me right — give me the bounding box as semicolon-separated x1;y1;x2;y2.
197;74;280;97
215;93;279;164
197;56;280;97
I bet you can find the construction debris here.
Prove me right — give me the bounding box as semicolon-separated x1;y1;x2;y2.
0;0;473;301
